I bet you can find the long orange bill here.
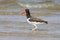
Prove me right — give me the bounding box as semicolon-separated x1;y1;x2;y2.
20;10;26;15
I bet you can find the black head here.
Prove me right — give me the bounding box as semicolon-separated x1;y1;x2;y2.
25;9;30;14
25;9;31;18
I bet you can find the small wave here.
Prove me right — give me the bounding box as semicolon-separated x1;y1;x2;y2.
17;2;54;8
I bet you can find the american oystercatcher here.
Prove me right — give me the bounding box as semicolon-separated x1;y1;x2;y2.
20;9;48;31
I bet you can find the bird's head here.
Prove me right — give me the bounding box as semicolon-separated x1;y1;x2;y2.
20;9;29;15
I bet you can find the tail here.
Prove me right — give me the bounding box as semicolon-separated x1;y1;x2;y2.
44;21;48;24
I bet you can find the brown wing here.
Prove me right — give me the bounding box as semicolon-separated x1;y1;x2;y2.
29;16;45;22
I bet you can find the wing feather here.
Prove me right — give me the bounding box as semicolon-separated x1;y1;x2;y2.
29;17;45;22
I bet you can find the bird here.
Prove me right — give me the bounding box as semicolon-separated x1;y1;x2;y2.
20;9;48;31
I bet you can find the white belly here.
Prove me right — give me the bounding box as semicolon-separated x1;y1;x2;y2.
28;21;45;24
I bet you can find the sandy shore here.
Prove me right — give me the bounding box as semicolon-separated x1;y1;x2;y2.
0;32;60;38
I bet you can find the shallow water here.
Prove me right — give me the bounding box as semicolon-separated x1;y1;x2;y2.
0;0;60;40
0;15;60;40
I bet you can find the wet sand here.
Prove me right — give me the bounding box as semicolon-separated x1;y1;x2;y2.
0;32;60;38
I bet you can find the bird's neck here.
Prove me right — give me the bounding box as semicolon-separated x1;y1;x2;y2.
26;11;31;18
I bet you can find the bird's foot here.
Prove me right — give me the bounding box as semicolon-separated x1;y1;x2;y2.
31;29;37;32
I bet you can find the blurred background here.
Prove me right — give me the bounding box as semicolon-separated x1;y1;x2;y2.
0;0;60;40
